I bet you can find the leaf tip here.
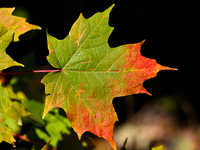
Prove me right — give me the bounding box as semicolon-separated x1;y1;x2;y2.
147;92;152;96
42;112;47;119
77;132;82;140
172;68;178;71
36;26;42;30
17;119;22;126
136;40;145;46
12;142;16;148
109;4;115;10
155;63;178;72
161;66;178;71
141;39;145;44
13;61;24;68
143;89;152;96
109;141;117;150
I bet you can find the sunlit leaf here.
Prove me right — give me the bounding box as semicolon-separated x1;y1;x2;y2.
42;4;176;149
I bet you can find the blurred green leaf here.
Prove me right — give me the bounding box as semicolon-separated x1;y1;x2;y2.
0;113;16;147
0;82;29;146
26;108;94;150
22;98;45;126
12;52;52;102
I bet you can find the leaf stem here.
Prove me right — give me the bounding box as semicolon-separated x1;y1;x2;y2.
12;133;57;150
0;69;61;75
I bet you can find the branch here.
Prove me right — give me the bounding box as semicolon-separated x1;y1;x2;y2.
12;133;57;150
0;69;61;75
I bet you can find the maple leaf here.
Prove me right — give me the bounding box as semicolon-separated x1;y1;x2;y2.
0;24;24;70
0;7;41;70
42;4;176;149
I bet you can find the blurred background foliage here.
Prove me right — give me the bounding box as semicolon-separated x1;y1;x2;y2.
1;0;200;149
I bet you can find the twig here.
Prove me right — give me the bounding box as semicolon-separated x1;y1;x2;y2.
12;133;57;150
0;69;61;75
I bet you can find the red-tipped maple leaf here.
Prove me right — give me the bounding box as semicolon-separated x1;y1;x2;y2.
42;4;176;149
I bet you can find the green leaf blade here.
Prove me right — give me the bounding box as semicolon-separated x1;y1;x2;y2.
46;5;114;72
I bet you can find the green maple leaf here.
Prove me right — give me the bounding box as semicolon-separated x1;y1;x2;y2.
29;108;93;150
42;5;176;149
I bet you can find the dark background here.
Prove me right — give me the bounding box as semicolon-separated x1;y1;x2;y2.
1;0;200;149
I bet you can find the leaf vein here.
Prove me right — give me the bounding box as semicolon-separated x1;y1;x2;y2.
63;12;106;69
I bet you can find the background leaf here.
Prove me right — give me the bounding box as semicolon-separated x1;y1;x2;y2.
0;7;41;146
0;7;41;70
152;145;163;150
0;24;24;70
0;113;16;147
26;108;94;150
0;7;41;42
0;82;29;145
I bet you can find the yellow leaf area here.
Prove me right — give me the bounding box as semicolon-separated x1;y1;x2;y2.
152;145;163;150
0;7;41;42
